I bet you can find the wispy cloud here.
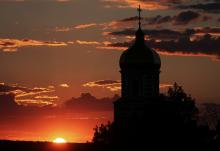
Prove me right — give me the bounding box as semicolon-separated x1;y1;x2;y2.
0;38;67;52
83;80;121;92
0;83;58;107
34;95;59;99
83;80;173;92
74;23;97;29
54;23;98;32
76;40;101;45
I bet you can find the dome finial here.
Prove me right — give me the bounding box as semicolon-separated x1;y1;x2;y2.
135;4;144;42
137;4;142;29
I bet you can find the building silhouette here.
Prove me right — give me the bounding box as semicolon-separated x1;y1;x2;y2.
114;5;162;143
92;5;217;146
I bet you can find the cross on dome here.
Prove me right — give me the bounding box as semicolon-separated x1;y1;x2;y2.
137;5;142;29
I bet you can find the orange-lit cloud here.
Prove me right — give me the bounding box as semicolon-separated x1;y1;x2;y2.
83;80;172;92
55;16;138;33
0;83;58;107
159;83;173;89
83;80;121;92
34;95;59;99
193;27;220;38
16;99;54;107
101;0;180;10
74;23;97;29
54;27;72;32
0;38;67;52
54;23;98;32
96;40;127;50
59;83;70;88
96;45;126;51
102;20;134;30
76;40;101;45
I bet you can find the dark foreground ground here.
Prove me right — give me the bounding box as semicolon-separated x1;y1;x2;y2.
0;140;219;151
0;140;112;151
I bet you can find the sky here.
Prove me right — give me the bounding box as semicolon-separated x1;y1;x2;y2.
0;0;220;142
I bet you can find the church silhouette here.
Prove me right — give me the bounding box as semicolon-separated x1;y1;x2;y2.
92;5;220;148
111;5;211;146
114;5;163;143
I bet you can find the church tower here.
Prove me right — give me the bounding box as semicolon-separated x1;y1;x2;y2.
120;5;161;100
114;5;161;140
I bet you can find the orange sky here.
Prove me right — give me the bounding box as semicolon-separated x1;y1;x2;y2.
0;0;220;142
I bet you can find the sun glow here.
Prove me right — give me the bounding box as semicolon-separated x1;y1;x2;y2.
53;137;67;143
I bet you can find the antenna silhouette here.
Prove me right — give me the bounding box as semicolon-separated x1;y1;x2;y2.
137;5;142;29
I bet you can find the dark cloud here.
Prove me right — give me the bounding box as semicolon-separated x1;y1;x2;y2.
202;15;212;22
174;11;200;25
194;27;220;34
64;93;119;112
120;16;140;22
0;93;18;112
178;2;220;13
152;34;220;59
107;26;220;40
147;15;172;25
0;83;26;93
106;11;202;30
108;28;195;40
146;11;201;25
106;34;220;60
94;80;120;85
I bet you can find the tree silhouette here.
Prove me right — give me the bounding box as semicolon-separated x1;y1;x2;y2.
167;82;198;123
92;83;202;144
92;121;114;144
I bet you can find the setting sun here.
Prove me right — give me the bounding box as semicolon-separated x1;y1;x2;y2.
53;138;67;144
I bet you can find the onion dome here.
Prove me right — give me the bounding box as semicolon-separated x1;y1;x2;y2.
119;5;161;70
119;28;161;69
